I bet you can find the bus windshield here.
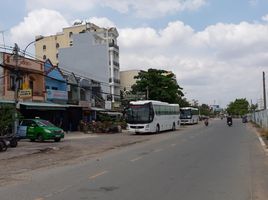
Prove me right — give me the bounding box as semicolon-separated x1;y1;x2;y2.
126;103;153;124
180;109;192;119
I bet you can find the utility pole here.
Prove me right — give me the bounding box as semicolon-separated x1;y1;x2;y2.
263;71;266;110
12;43;20;135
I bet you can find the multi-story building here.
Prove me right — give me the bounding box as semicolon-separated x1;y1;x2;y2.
59;32;110;108
35;22;120;105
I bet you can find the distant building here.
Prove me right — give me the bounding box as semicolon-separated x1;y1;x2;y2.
120;70;141;92
120;69;177;91
35;22;120;104
210;105;222;112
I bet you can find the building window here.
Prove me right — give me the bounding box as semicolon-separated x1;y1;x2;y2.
56;53;59;59
8;75;23;91
29;79;34;92
52;87;58;90
45;85;49;89
43;45;46;50
69;32;73;38
56;43;60;48
43;55;46;60
9;75;15;91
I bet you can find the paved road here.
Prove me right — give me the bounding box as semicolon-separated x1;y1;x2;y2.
1;119;268;200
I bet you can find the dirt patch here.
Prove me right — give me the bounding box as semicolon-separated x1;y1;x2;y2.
248;122;268;148
0;133;151;186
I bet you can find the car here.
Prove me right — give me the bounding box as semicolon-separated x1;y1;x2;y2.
18;118;65;142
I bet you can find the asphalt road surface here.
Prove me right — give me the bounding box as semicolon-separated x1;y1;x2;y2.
1;119;268;200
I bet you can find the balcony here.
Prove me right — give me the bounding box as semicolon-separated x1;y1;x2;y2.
109;43;119;50
109;78;120;84
108;61;120;67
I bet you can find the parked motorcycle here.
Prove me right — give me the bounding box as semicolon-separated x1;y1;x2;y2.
0;138;9;152
227;121;232;126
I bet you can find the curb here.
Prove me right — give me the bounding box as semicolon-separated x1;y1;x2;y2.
248;123;268;155
257;135;268;155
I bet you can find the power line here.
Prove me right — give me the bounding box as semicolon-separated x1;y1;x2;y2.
0;44;126;97
0;62;121;97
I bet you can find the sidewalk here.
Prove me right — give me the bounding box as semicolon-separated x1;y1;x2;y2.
64;131;98;140
0;130;131;161
0;132;99;160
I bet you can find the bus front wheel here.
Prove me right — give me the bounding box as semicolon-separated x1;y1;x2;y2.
156;125;160;134
172;123;176;131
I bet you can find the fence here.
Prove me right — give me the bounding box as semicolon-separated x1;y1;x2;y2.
250;110;268;128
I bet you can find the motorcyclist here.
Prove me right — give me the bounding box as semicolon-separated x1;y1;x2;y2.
227;115;232;125
204;117;209;126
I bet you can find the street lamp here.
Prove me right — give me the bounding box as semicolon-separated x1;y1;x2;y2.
23;35;44;57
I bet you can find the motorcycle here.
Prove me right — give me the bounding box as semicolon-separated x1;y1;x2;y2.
204;119;209;126
227;121;232;126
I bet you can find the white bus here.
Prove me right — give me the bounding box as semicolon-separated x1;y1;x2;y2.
126;100;180;134
180;107;199;125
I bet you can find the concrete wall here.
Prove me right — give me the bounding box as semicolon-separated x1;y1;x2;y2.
59;32;110;95
250;110;268;128
0;53;3;98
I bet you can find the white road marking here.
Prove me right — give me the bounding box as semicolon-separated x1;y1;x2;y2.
153;149;163;153
257;136;268;155
130;156;143;162
89;170;108;179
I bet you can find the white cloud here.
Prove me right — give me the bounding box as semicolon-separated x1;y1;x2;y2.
87;17;116;28
262;14;268;22
118;20;268;106
10;9;69;49
26;0;207;19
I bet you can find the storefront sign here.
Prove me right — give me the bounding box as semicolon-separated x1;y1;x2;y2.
46;89;68;100
18;89;32;98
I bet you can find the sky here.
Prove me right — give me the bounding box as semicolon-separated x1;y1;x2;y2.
1;0;268;107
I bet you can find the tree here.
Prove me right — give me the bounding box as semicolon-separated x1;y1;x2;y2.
0;104;18;136
249;103;258;112
199;104;211;116
131;69;184;104
226;98;249;116
178;97;191;107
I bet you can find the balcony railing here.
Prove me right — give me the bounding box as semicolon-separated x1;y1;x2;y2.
108;61;120;67
109;43;119;50
109;78;120;84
